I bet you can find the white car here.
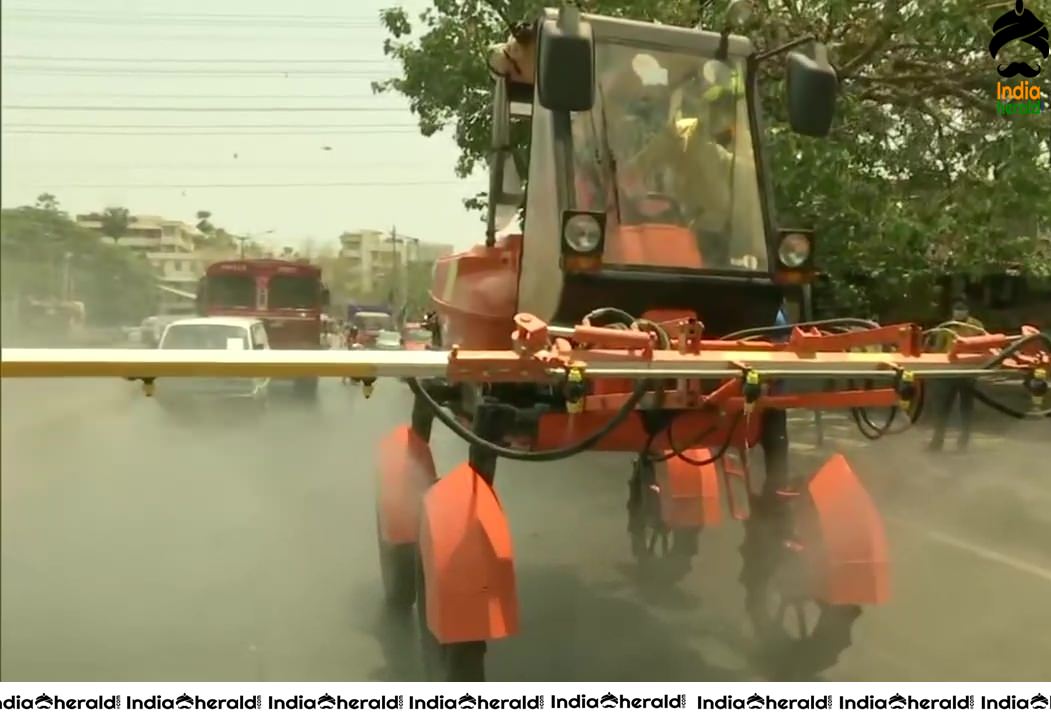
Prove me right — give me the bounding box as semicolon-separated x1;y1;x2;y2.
156;316;271;411
374;329;404;350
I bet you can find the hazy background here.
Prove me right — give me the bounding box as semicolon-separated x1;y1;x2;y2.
1;0;485;251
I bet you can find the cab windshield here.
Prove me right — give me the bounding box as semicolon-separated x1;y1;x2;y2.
207;275;255;308
571;41;767;272
269;274;319;309
161;324;249;350
356;313;395;332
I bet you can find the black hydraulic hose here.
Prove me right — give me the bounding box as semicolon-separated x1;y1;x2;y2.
970;383;1051;419
405;377;652;463
981;331;1051;369
718;317;879;342
660;411;743;466
971;330;1051;419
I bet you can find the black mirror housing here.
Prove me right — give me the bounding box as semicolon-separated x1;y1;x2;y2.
786;47;838;137
536;15;595;112
320;287;331;306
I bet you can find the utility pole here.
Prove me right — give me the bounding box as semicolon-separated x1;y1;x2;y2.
388;225;401;308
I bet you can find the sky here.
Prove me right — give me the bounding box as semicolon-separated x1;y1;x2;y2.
0;0;487;252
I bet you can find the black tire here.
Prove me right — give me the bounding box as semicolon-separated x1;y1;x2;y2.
415;555;486;681
739;494;861;679
376;515;416;611
628;458;699;584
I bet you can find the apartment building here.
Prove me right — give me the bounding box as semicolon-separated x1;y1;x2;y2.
337;229;454;296
76;213;209;315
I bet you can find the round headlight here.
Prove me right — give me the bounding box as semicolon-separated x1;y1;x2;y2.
778;233;811;268
563;214;602;253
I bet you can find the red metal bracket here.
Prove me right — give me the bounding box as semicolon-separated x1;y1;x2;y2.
512;313;549;354
787;323;923;356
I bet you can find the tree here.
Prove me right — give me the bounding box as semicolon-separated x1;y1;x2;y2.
98;206;136;245
195;210;216;235
377;0;1051;317
193;210;238;253
34;193;60;212
1;201;157;326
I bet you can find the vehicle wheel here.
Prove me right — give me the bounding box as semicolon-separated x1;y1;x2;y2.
375;514;415;611
415;555;486;681
628;457;697;583
739;492;860;679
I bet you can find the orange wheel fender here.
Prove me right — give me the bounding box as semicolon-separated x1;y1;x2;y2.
803;453;891;606
655;449;721;528
376;425;436;545
418;462;519;644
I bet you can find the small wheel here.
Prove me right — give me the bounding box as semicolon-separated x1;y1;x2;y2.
415;555;486;681
375;514;415;611
628;459;698;582
739;494;861;679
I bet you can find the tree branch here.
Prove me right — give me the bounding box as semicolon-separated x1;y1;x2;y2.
479;0;513;30
839;0;903;78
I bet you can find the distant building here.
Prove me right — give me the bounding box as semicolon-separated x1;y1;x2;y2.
76;213;211;315
337;228;454;297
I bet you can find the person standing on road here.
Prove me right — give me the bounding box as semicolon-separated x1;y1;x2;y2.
928;296;985;452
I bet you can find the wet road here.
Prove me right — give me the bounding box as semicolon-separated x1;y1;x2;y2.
2;378;1049;681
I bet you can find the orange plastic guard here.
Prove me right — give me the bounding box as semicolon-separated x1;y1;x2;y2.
803;454;891;606
418;463;519;644
655;449;722;528
376;425;436;545
604;224;703;269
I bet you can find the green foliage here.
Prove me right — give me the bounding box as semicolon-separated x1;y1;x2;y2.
1;200;158;325
377;0;1051;316
192;209;239;252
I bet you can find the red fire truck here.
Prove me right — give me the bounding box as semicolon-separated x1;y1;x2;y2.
195;258;330;398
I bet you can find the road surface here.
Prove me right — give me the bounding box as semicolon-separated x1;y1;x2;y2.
2;377;1049;681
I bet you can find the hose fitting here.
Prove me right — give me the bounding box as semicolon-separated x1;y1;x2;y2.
564;365;586;413
742;369;761;411
1025;368;1047;408
896;370;916;410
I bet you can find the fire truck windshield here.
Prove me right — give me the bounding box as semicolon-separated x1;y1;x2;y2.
571;40;767;272
207;275;255;308
269;275;319;310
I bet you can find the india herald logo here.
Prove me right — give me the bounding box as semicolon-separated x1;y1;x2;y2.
989;0;1048;78
989;0;1048;114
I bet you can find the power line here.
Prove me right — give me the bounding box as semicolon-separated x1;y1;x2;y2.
11;181;477;189
2;123;418;130
0;17;377;30
0;94;394;100
1;8;381;22
2;130;421;136
2;105;408;112
1;55;393;64
2;66;392;77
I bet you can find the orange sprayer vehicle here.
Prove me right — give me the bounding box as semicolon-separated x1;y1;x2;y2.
1;4;1048;683
195;258;330;398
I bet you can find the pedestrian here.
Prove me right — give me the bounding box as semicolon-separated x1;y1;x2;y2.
928;296;985;452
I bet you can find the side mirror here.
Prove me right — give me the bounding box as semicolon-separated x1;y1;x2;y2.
536;8;595;112
786;45;838;137
320;287;331;306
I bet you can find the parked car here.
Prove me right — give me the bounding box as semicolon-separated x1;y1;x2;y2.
401;323;433;350
155;316;271;415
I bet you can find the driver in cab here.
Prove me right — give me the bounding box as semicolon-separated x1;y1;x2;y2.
613;57;766;270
